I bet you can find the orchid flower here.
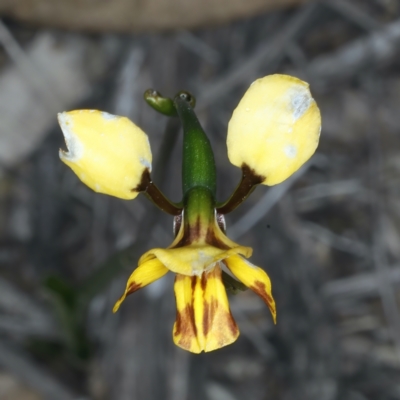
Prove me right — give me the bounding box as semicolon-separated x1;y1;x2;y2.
58;74;321;353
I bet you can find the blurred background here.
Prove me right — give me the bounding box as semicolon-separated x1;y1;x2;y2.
0;0;400;399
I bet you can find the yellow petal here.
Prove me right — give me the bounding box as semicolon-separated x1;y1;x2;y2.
225;255;276;323
113;258;168;312
58;110;152;199
227;74;321;185
173;267;239;353
139;244;252;276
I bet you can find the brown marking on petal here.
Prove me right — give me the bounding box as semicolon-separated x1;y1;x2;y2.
251;280;274;309
171;217;202;248
205;226;231;249
227;311;239;337
174;304;198;349
126;282;142;296
171;232;190;248
191;275;197;292
190;216;202;242
200;273;207;292
174;309;182;337
133;168;151;192
202;296;238;340
202;297;216;337
202;300;210;336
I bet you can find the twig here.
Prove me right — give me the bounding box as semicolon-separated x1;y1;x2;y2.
364;76;400;365
322;265;400;298
301;221;370;258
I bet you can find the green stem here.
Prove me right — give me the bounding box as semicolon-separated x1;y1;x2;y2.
174;92;216;199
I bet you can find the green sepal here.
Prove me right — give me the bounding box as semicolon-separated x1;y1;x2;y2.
174;91;216;198
144;89;178;116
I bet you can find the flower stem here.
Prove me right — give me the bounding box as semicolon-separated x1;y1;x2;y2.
140;169;182;215
217;164;263;214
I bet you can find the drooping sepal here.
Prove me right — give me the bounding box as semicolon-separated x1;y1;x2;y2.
58;110;152;200
225;255;276;323
173;267;239;353
227;74;321;186
113;258;168;312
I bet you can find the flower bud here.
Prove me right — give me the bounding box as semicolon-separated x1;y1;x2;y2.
58;110;152;199
227;74;321;185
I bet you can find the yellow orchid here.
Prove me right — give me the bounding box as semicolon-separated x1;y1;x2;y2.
58;74;321;353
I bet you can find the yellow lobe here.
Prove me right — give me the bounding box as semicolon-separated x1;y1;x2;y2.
227;74;321;185
224;255;276;323
173;267;239;353
58;110;152;200
113;258;168;313
138;216;253;277
139;245;252;277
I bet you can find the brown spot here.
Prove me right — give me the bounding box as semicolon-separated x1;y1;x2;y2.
202;300;210;336
172;219;202;248
126;282;142;296
205;226;231;249
227;311;239;336
174;275;197;342
241;163;264;186
174;309;182;336
133;168;151;192
251;280;275;310
191;275;197;293
174;304;197;349
190;216;202;242
202;298;217;337
200;273;207;291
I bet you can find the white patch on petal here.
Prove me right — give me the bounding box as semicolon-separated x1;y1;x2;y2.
284;144;297;158
95;183;101;192
191;251;216;276
289;86;313;121
58;112;84;162
140;157;152;171
101;111;118;120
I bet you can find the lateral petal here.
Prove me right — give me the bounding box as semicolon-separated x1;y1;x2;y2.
113;258;168;312
225;255;276;323
173;267;239;353
58;110;152;199
227;74;321;186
